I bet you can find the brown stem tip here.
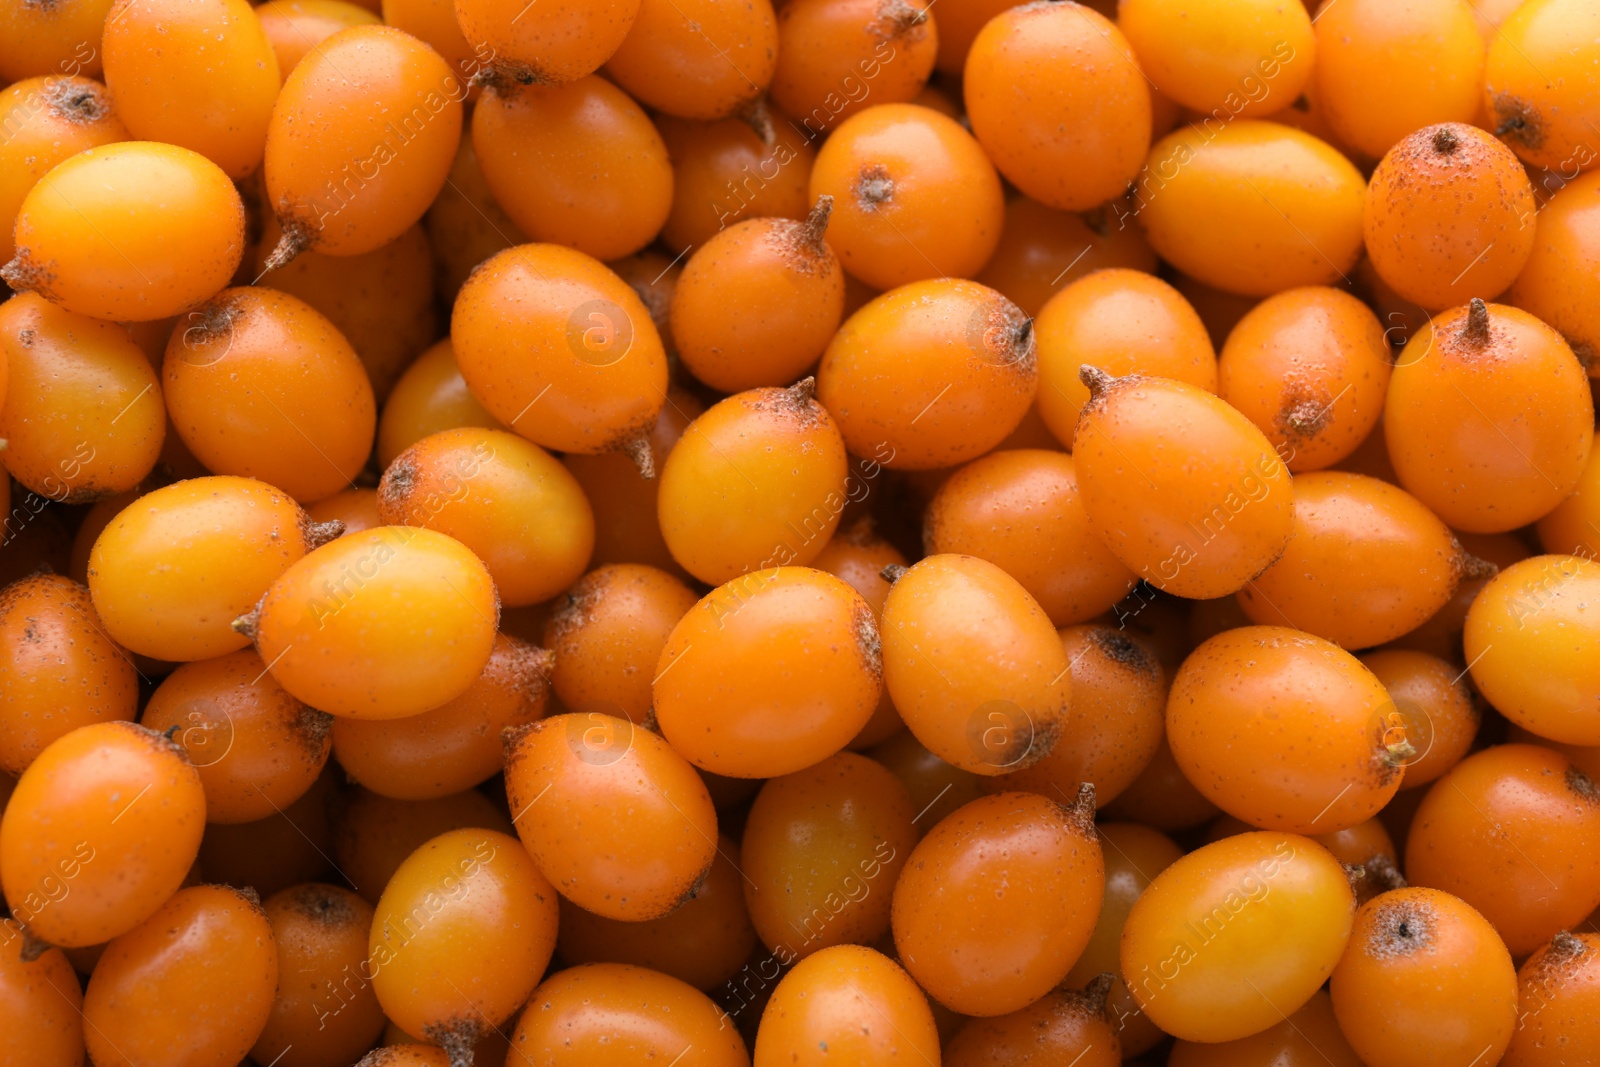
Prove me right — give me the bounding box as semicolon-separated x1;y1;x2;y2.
305;519;345;550
1461;297;1490;348
231;606;260;640
1458;552;1499;581
19;931;51;963
1079;364;1115;398
1432;126;1461;155
879;563;907;584
1081;972;1116;1017
261;226;309;275
620;434;656;481
736;94;776;147
1551;930;1587;958
1382;736;1418;769
785;375;817;406
1062;781;1097;832
800;195;833;249
1363;854;1408;893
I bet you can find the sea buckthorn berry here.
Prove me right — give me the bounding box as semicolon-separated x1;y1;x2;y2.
379;339;502;469
657;380;848;584
1218;287;1392;471
892;790;1102;1016
1058;822;1183;1058
504;712;717;921
771;0;937;133
1034;269;1218;449
307;487;382;537
944;975;1121;1067
1503;931;1600;1067
370;828;558;1059
657;111;817;254
1312;0;1485;162
514;962;750;1067
331;787;513;905
655;567;881;778
202;767;341;900
741;752;914;960
974;197;1159;319
605;0;777;120
557;835;757;991
0;294;163;503
1538;432;1600;558
564;387;702;577
1122;831;1354;1042
1168;989;1364;1067
425;134;528;302
1101;746;1219;841
880;554;1072;776
808;103;1002;290
102;0;280;178
0;918;84;1067
1465;555;1600;746
453;0;637;85
165;286;377;503
1330;887;1518;1067
0;76;128;266
925;450;1136;628
253;883;385;1067
258;0;383;82
248;526;499;720
865;729;985;839
263;26;463;265
964;3;1150;212
1385;300;1593;532
451;243;669;458
1357;649;1478;790
671;197;845;394
378;428;594;607
88;476;331;662
333;634;551;798
1169;627;1404;833
1119;0;1313;117
1485;0;1600;173
754;944;937;1066
141;650;331;824
1072;369;1294;599
1511;170;1600;378
999;624;1164;808
0;0;110;80
3;141;243;321
1238;472;1473;649
544;564;695;725
0;573;136;777
472;76;673;262
1136;122;1365;297
1365;124;1538;310
83;884;278;1067
251;219;439;402
1408;744;1600;955
816;279;1037;470
0;721;204;947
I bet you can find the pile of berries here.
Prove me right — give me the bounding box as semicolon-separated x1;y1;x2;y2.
1;0;1599;1064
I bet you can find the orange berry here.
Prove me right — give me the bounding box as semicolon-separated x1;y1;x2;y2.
1364;124;1538;311
892;791;1103;1016
2;141;244;322
1122;831;1355;1042
1485;0;1600;172
1034;269;1217;449
816;279;1037;470
1385;300;1593;532
1118;0;1314;118
1218;287;1392;471
451;243;668;457
880;554;1072;777
1136;122;1365;297
249;526;499;719
1073;369;1294;598
964;3;1150;211
452;0;639;84
753;945;939;1065
0;721;204;947
471;76;672;261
